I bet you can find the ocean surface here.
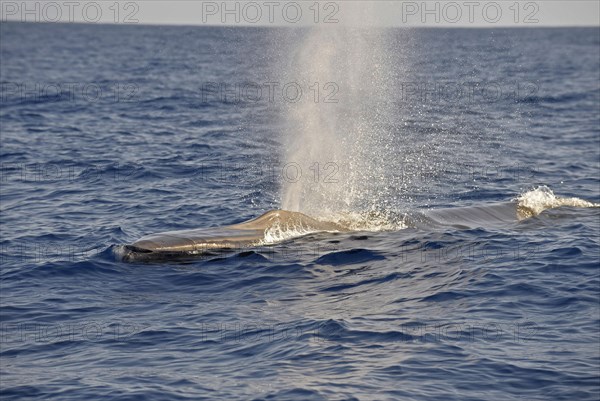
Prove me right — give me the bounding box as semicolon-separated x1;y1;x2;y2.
1;22;599;400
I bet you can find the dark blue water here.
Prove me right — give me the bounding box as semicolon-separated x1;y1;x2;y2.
1;23;599;400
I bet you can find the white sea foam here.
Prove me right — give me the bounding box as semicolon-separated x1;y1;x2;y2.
515;186;599;218
260;220;327;245
314;211;408;232
259;210;407;245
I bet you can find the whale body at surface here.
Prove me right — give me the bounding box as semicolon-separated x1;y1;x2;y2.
120;187;599;262
121;210;346;261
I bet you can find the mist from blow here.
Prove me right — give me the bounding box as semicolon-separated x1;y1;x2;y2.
279;16;406;224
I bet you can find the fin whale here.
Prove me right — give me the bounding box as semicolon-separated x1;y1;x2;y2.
120;187;598;262
122;210;346;261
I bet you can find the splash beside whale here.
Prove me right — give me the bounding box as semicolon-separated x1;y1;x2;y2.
120;187;598;262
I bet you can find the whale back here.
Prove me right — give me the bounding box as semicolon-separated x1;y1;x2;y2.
123;210;346;260
121;189;599;262
229;209;345;231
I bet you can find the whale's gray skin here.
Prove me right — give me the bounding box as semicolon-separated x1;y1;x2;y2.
415;202;522;229
121;194;599;262
122;210;346;261
122;204;521;261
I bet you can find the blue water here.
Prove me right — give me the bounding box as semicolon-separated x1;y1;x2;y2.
1;23;599;400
